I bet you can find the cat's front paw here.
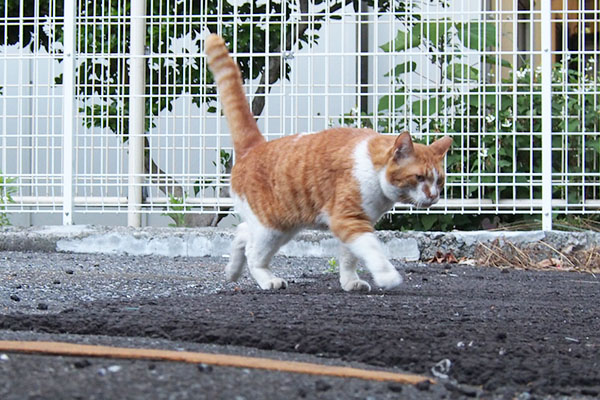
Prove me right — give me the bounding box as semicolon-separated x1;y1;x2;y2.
373;269;403;290
260;277;288;290
225;262;243;282
342;279;372;292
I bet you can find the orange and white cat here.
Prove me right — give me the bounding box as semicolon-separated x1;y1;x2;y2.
205;34;452;292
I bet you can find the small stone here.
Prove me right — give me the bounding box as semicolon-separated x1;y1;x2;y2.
53;280;61;285
65;269;74;275
496;332;507;340
315;380;332;392
14;284;22;289
416;380;431;391
0;354;9;361
387;382;404;393
10;294;20;302
107;365;122;373
444;382;479;397
516;392;531;400
197;363;213;373
582;388;599;396
73;359;91;369
37;303;49;310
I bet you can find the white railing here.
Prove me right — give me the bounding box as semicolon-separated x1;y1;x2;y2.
0;0;599;229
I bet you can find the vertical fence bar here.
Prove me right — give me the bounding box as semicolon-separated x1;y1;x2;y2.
128;0;147;227
540;0;553;231
62;0;76;225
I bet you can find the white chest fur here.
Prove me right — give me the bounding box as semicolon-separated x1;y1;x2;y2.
352;140;396;223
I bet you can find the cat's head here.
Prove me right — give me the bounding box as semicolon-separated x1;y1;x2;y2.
382;132;452;208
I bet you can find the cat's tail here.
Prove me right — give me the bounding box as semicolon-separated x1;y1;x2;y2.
205;34;265;157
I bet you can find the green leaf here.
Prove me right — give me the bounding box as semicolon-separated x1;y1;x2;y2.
378;93;407;112
384;61;417;77
420;214;438;231
446;63;479;82
422;20;452;46
456;21;497;50
485;54;512;69
412;97;444;116
380;26;422;52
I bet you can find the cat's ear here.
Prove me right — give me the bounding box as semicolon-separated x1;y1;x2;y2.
393;131;414;161
430;136;453;158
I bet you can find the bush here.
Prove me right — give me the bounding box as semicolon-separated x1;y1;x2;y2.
343;19;600;231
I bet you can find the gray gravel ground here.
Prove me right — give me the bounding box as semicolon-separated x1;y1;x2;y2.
1;250;598;400
0;251;450;400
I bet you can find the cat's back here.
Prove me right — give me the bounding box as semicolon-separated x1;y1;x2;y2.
231;127;379;229
233;127;376;181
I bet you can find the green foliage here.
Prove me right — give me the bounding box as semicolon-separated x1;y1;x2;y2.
346;17;600;231
194;149;232;196
326;257;338;273
0;171;17;226
162;194;190;227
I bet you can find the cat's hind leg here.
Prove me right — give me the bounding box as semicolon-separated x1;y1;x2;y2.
225;222;249;282
338;244;371;292
245;225;292;290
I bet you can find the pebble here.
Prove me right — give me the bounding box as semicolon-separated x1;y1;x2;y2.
416;380;431;391
37;303;49;310
0;354;9;361
73;359;92;369
197;363;213;373
10;294;20;302
53;280;61;285
107;365;122;373
387;382;404;393
65;269;74;275
315;379;332;392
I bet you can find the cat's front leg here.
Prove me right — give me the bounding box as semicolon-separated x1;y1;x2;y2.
338;245;371;292
345;232;403;290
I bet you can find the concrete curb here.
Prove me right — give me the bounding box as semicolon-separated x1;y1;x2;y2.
1;225;598;261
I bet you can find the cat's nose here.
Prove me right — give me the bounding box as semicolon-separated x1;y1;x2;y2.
426;192;439;204
427;188;439;201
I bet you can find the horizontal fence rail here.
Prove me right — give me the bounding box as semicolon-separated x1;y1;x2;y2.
0;0;599;229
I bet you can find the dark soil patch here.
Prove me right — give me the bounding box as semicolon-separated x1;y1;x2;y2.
1;264;599;398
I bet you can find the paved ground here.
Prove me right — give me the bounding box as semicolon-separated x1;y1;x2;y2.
1;250;599;399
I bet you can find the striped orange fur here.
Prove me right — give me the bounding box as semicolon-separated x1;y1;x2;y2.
205;34;452;291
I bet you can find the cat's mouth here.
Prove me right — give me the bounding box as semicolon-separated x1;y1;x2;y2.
400;194;439;209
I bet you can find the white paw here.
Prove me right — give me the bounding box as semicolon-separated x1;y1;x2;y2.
373;269;403;290
225;262;242;282
342;279;372;292
260;278;288;290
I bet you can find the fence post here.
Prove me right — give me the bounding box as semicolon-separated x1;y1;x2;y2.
540;1;553;231
62;0;75;225
128;0;147;227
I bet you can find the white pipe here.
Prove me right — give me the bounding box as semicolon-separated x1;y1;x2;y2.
128;0;147;227
540;1;553;231
61;0;75;225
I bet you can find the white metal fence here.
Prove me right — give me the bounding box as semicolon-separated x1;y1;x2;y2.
0;0;599;229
